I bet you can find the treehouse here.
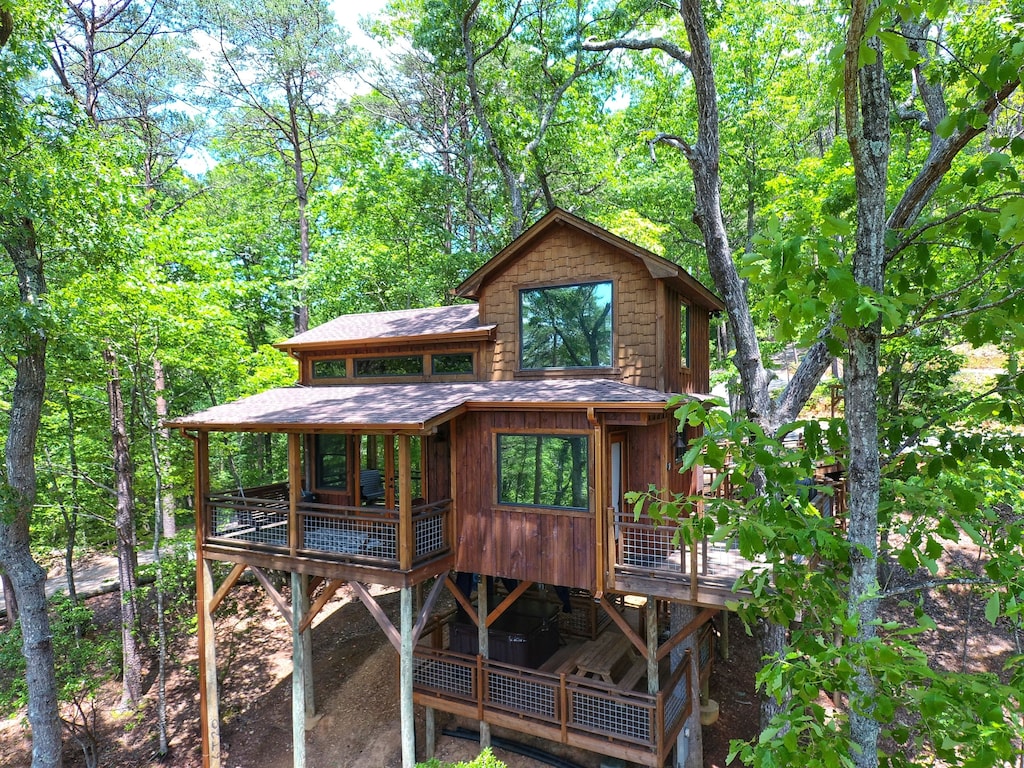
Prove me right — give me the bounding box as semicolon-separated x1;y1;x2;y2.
169;208;752;768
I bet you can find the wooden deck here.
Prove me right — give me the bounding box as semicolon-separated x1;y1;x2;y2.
200;484;454;586
412;621;714;768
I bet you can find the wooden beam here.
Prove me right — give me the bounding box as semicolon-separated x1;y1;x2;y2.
299;579;346;634
413;574;450;646
398;434;412;570
288;434;302;555
192;431;221;768
485;580;532;628
599;595;646;657
198;557;221;768
592;415;605;595
251;566;293;627
445;575;478;625
350;580;401;652
209;562;247;615
656;606;716;662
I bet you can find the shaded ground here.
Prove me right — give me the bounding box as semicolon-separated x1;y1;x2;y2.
1;535;1018;767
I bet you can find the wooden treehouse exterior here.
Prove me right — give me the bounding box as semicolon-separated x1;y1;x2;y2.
169;208;764;768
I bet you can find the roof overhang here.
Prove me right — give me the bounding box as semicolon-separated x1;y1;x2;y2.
165;380;678;436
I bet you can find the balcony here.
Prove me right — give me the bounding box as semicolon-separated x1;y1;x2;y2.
200;482;453;585
610;472;846;606
412;621;714;767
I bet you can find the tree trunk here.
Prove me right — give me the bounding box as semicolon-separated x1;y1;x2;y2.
152;359;176;538
1;569;17;629
1;216;63;768
104;346;142;709
843;3;890;765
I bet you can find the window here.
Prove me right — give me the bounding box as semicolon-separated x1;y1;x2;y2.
312;358;347;379
497;434;589;510
432;353;474;375
315;434;347;490
354;355;423;377
680;302;691;369
520;281;613;369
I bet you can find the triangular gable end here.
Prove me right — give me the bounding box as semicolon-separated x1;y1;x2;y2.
454;207;725;312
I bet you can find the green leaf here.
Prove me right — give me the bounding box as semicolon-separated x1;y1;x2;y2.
878;30;914;62
985;592;1000;624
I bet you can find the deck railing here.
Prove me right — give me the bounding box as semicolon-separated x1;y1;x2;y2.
204;483;451;569
612;472;846;600
412;646;696;767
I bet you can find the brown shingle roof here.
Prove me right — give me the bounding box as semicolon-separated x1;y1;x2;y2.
166;379;675;434
276;304;491;352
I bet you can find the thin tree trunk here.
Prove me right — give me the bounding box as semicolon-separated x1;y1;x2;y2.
1;215;63;768
153;359;176;538
104;346;142;709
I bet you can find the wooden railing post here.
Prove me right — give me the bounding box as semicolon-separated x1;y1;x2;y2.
398;434;413;570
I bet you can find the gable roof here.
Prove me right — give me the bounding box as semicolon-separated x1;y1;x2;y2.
276;304;493;354
165;379;674;434
455;207;725;311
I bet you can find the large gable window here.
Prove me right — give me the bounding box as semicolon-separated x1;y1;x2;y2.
497;434;589;510
520;281;613;370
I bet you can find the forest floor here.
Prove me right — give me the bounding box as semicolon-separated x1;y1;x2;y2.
1;531;1020;768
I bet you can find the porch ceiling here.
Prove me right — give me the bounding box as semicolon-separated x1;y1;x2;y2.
165;379;676;434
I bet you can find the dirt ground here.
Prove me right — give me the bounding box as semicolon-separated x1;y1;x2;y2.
0;545;1017;768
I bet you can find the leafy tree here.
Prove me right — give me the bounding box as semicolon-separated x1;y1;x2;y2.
588;1;1024;767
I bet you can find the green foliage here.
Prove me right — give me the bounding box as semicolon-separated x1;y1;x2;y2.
416;747;507;768
0;594;118;718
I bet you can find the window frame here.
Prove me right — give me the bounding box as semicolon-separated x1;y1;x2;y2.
495;432;591;512
518;280;614;371
314;433;348;491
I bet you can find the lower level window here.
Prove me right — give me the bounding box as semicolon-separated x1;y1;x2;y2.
497;434;589;510
315;434;347;490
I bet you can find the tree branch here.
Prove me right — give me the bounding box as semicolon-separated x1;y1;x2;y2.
582;35;692;70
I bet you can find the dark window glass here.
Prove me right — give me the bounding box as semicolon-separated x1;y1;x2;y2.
497;434;589;510
354;355;424;377
315;434;347;490
312;359;347;379
520;282;613;369
681;302;691;369
432;353;474;375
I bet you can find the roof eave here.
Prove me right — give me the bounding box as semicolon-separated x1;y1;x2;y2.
274;326;497;355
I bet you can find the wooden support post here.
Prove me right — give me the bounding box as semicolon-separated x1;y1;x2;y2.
193;431;221;768
425;708;436;759
400;585;416;768
478;578;490;749
291;572;308;768
398;435;413;570
198;558;221;768
646;596;659;696
720;610;730;660
288;434;302;556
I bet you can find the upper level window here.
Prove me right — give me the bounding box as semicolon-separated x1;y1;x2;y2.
680;302;691;370
312;359;347;379
520;281;613;370
354;355;424;377
497;434;589;510
315;434;347;490
432;353;474;375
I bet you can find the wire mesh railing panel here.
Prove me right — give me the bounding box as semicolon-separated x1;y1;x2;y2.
662;655;692;737
568;685;653;745
485;667;557;719
413;652;475;702
616;518;684;572
208;497;289;548
414;506;447;559
302;513;396;561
